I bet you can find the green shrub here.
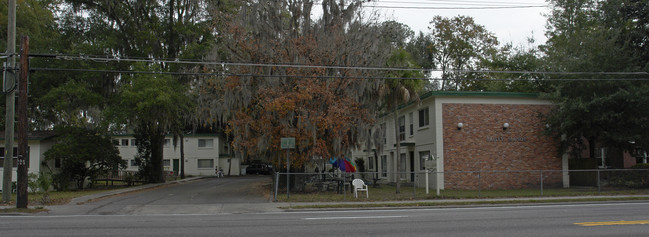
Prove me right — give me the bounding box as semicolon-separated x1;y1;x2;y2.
631;163;649;169
52;173;71;191
608;169;649;188
28;173;39;193
124;173;138;186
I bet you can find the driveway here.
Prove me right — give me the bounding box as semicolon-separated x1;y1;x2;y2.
46;175;279;215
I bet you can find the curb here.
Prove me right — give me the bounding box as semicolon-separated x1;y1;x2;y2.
276;195;649;211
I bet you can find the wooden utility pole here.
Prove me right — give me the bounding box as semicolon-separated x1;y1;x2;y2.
16;36;28;208
2;0;16;203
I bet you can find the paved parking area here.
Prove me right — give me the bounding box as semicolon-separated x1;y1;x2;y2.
45;176;280;215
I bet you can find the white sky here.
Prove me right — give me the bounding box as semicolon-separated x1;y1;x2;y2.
366;0;551;47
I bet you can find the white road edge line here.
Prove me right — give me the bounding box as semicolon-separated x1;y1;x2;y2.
302;215;407;220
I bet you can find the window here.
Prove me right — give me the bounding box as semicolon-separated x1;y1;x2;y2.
0;147;18;168
398;115;405;142
596;147;609;168
198;139;214;148
635;150;648;164
380;155;387;177
164;139;171;147
368;156;374;170
409;112;413;136
418;107;430;127
130;160;138;167
163;159;171;167
121;139;129;146
198;159;214;169
131;139;138;147
419;151;430;170
380;123;386;144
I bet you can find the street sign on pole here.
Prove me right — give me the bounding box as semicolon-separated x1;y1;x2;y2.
281;137;295;199
280;137;295;149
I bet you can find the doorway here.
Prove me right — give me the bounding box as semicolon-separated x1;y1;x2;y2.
409;151;415;182
173;159;180;176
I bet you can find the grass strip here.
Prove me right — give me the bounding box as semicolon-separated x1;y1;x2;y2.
282;196;649;209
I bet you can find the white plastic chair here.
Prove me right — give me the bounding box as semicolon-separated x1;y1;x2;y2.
352;179;368;198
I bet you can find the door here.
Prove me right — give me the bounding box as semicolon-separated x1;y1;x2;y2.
409;151;415;182
173;159;180;176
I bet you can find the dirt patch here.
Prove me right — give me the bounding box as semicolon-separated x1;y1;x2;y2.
250;178;274;200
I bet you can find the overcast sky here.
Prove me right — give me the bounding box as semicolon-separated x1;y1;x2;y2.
365;0;551;47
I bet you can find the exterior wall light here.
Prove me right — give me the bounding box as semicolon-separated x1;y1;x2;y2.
457;122;463;130
503;123;510;131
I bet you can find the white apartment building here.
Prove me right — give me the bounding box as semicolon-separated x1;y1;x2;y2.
0;131;57;192
114;133;241;176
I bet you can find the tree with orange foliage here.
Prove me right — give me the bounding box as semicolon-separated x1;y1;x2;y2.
196;0;396;169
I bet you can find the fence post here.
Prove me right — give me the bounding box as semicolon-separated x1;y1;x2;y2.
343;174;346;201
413;171;416;199
274;172;279;202
597;169;601;194
478;171;482;198
541;170;543;196
436;170;440;196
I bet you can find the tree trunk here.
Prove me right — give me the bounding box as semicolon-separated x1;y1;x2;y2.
227;158;232;176
393;102;401;194
150;132;166;183
180;134;185;179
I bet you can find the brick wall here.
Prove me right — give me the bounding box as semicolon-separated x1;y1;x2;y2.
442;103;561;189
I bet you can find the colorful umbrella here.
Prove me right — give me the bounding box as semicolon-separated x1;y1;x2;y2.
329;157;356;172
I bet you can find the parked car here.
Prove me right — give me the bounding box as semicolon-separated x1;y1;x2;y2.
247;163;272;175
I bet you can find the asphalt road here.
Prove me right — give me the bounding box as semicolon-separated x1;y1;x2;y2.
3;176;649;236
46;175;276;215
2;202;649;236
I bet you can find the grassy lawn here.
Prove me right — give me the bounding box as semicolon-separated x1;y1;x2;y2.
275;184;649;202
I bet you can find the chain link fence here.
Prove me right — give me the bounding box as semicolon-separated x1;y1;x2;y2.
270;169;649;201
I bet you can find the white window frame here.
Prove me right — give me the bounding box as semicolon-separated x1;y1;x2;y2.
408;112;413;136
197;159;214;169
418;107;430;128
0;147;18;168
198;139;214;149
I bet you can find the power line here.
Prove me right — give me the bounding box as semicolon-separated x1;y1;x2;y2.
29;54;649;76
27;53;649;78
30;67;649;82
363;5;546;10
312;0;548;10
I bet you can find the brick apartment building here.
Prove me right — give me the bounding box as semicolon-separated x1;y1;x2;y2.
352;91;568;190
